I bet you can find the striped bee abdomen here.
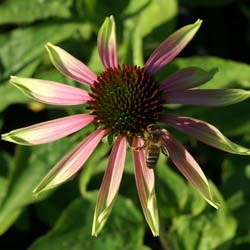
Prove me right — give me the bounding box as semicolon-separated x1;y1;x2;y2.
146;146;160;169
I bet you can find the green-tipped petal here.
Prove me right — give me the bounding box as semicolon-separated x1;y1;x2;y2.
161;114;250;155
10;76;91;105
33;129;106;195
92;135;127;236
162;130;219;209
145;19;202;74
132;137;159;236
45;43;97;86
1;114;94;145
160;67;218;91
98;15;118;69
163;89;250;106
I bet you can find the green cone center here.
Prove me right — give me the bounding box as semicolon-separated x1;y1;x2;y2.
87;64;162;137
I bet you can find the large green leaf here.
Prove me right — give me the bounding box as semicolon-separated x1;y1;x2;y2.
0;22;89;81
155;154;189;218
120;0;178;65
222;151;250;232
155;153;209;219
0;0;73;24
29;194;144;250
76;0;128;24
0;72;36;112
168;209;237;250
0;135;78;235
168;183;237;250
0;151;12;205
123;0;177;38
179;0;235;6
0;177;8;207
0;22;91;111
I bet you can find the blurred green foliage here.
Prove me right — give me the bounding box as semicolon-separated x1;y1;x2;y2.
0;0;250;249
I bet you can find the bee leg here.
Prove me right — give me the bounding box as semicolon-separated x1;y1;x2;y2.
131;145;146;151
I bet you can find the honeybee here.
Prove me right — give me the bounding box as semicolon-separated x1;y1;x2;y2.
134;124;169;169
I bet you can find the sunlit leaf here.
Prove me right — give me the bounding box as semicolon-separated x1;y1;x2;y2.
222;153;250;232
0;0;73;24
0;22;90;81
179;0;235;6
155;154;188;218
29;194;144;250
0;135;78;235
168;205;237;250
120;0;178;65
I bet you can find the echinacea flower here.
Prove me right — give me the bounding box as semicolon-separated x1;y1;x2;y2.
2;16;250;236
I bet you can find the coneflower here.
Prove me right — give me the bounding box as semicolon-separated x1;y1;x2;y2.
2;16;250;236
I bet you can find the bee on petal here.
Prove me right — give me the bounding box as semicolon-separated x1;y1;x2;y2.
133;124;169;169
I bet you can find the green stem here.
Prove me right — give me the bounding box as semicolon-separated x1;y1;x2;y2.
159;223;173;250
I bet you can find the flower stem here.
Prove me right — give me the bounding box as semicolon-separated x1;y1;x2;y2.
159;223;173;250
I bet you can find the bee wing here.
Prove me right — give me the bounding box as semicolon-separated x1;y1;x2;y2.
161;146;169;157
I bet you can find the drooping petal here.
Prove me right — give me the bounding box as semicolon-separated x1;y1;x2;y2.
132;137;159;236
161;114;250;155
160;67;217;92
33;129;107;195
98;15;118;69
162;89;250;106
10;76;91;105
1;114;94;145
161;130;219;209
46;43;97;86
92;135;126;236
144;19;202;75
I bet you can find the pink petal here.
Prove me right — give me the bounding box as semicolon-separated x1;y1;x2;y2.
162;89;250;106
92;135;126;236
144;19;202;75
46;43;97;86
1;114;94;145
33;129;107;195
161;114;250;155
160;67;217;92
98;15;118;69
132;137;159;236
10;76;91;105
161;130;219;209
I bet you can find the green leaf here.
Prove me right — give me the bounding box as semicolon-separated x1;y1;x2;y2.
222;152;250;232
155;154;189;218
0;0;73;24
123;0;177;38
76;0;128;24
0;22;87;81
120;0;178;65
0;151;12;205
0;177;8;206
168;205;237;250
34;179;80;227
184;183;207;215
179;0;235;6
28;194;144;250
0;22;91;111
0;80;32;111
0;135;77;235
